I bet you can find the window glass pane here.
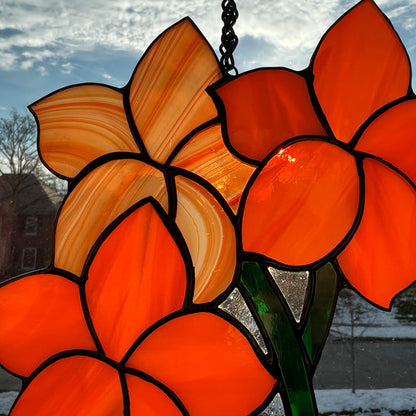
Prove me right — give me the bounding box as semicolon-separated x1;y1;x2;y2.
24;216;37;235
0;240;6;268
21;247;36;270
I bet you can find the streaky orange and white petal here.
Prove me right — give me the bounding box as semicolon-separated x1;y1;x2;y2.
0;274;95;377
30;84;140;178
129;18;222;163
171;124;256;213
337;158;416;309
175;176;236;303
55;159;168;276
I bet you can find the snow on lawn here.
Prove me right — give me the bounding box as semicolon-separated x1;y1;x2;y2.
0;391;17;415
1;389;415;415
316;388;416;415
330;288;416;340
331;324;416;339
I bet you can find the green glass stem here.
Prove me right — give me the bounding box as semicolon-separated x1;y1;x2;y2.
240;261;317;416
302;263;339;368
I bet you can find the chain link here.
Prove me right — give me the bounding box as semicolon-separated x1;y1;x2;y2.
219;0;239;76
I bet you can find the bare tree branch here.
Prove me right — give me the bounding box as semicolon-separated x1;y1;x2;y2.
0;109;67;203
0;109;38;175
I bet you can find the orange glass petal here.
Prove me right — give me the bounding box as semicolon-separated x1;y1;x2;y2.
55;159;168;276
337;158;416;309
313;0;410;143
215;69;326;161
175;176;236;303
356;99;416;185
0;274;95;377
129;19;222;163
30;84;140;179
171;124;256;213
126;374;183;416
127;312;275;416
86;203;187;362
243;140;360;266
11;356;123;415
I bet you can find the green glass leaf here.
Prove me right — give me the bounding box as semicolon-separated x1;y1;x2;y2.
240;261;317;416
302;262;338;366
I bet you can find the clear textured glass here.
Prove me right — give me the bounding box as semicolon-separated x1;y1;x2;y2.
219;288;268;354
268;267;309;323
259;393;286;416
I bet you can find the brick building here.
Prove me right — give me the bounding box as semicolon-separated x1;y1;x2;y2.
0;174;61;280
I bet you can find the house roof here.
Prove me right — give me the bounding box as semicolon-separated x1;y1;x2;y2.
0;174;62;215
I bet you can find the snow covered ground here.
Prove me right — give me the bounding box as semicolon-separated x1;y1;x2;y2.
316;388;416;415
1;389;414;415
0;392;16;416
330;288;416;340
313;289;416;414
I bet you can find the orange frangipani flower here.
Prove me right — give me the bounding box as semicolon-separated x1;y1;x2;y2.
0;201;275;416
29;18;256;304
212;0;416;309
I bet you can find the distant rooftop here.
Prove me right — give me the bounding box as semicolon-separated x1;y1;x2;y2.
0;173;62;215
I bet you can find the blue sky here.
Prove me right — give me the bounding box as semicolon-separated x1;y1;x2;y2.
1;0;416;116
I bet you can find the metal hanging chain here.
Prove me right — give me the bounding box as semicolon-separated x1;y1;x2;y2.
219;0;239;76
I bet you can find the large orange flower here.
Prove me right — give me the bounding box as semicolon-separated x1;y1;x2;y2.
30;18;256;304
212;0;416;308
0;201;275;415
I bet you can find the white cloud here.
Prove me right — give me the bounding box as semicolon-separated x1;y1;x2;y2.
0;0;416;75
0;0;415;113
2;1;415;70
37;65;47;76
20;59;32;69
0;50;16;70
21;49;54;60
60;62;73;74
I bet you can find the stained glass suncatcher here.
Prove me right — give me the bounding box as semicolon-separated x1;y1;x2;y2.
0;0;415;414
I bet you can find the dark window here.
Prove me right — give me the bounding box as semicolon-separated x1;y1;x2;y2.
24;216;38;235
0;240;5;267
21;248;37;270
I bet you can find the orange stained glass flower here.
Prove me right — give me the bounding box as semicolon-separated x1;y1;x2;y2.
0;202;276;415
212;0;416;309
30;18;256;304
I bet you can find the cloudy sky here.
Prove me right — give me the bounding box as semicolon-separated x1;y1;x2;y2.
1;0;416;116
